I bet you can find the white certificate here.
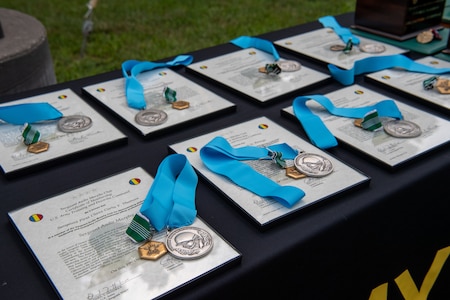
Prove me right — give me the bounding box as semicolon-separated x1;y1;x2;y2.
169;116;369;228
365;56;450;113
186;48;330;103
282;84;450;168
274;28;408;70
0;88;126;177
8;167;241;300
82;68;236;137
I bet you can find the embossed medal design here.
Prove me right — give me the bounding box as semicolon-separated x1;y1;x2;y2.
135;109;168;126
359;43;386;53
57;115;93;133
383;120;421;138
166;226;213;260
293;153;333;177
277;60;301;72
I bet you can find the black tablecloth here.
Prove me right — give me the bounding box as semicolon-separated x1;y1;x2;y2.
1;12;449;300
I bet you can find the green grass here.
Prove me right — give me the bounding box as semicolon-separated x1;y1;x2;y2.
2;0;356;83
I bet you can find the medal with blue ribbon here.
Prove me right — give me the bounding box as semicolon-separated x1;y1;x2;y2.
199;136;306;208
121;55;194;110
126;154;198;244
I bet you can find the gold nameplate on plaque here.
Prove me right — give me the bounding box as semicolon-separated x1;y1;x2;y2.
172;100;190;110
27;141;50;154
138;240;168;260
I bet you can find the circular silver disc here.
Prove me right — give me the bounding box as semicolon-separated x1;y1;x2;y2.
166;226;213;260
57;115;93;133
293;153;333;178
383;119;421;138
330;44;345;51
135;109;168;126
277;60;301;72
359;43;386;53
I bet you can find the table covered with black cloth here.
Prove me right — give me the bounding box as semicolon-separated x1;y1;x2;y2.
0;12;449;300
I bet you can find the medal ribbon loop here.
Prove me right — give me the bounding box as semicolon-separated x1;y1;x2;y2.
230;35;280;61
0;103;62;125
318;15;360;45
126;154;198;243
199;136;305;208
328;54;450;86
121;55;194;110
292;95;403;149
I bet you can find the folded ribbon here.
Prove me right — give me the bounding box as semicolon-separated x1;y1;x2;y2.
0;103;62;125
292;95;403;149
200;136;305;208
230;35;280;61
318;15;360;45
328;54;450;85
126;154;198;243
121;55;194;110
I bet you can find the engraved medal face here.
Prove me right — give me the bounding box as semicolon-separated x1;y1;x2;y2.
330;44;345;51
416;31;433;44
293;153;333;178
166;226;213;260
135;109;168;126
359;43;386;53
383;120;421;138
27;141;50;154
58;115;93;133
277;60;301;72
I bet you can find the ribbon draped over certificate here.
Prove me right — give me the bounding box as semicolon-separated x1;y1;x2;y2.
200;136;305;208
126;154;198;243
121;55;194;110
0;103;62;125
318;15;360;45
292;95;403;149
328;54;450;86
230;35;280;61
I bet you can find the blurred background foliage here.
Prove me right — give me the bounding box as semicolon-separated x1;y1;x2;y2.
2;0;356;83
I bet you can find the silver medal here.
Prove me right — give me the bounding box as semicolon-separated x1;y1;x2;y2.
277;60;301;72
383;119;421;138
359;43;386;53
166;226;213;260
135;109;168;126
57;115;93;133
293;153;333;178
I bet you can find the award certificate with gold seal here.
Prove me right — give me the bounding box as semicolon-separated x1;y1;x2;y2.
169;116;369;228
274;28;408;70
8;167;241;300
365;56;450;113
82;68;236;137
186;48;330;104
0;88;127;177
282;84;450;168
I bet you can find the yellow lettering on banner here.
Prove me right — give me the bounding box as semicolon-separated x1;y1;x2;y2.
368;283;388;300
395;246;450;300
369;246;450;300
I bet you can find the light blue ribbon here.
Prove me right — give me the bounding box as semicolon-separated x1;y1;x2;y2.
318;15;360;45
0;103;62;125
121;55;194;110
131;154;198;237
230;35;280;61
292;95;403;149
329;54;450;85
200;136;305;208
